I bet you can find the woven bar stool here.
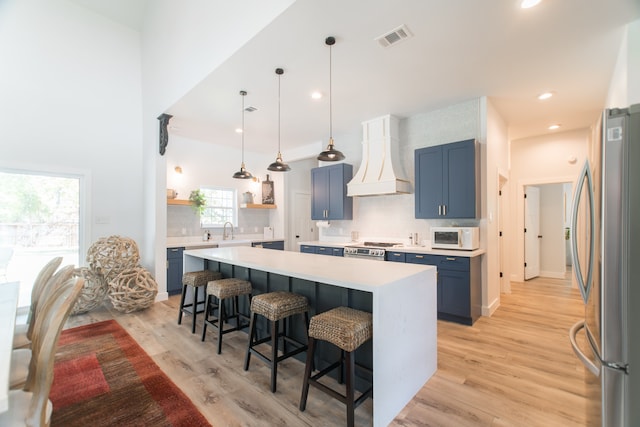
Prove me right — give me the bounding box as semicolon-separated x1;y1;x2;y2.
244;291;309;393
201;278;252;354
299;306;373;427
178;270;222;333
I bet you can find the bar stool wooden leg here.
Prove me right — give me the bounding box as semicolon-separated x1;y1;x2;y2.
217;297;227;354
299;336;316;411
178;284;188;325
244;313;257;371
346;350;355;427
191;286;199;334
270;319;279;392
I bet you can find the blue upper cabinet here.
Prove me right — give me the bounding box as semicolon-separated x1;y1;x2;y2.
311;163;353;220
415;139;478;219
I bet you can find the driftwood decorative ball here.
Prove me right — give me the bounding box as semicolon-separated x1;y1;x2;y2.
87;235;140;281
71;267;107;315
108;266;158;313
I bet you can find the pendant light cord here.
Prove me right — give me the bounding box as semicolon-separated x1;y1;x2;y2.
278;71;281;153
241;91;245;164
329;41;333;140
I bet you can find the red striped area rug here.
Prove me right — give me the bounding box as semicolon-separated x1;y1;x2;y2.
50;319;211;427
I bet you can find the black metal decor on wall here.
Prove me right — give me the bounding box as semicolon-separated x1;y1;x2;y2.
157;113;173;155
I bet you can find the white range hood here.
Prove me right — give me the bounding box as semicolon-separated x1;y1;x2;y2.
347;114;411;196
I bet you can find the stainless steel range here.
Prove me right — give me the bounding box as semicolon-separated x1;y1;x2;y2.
343;242;403;261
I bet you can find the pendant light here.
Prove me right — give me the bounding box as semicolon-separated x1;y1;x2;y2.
267;68;291;172
317;36;345;162
233;90;253;179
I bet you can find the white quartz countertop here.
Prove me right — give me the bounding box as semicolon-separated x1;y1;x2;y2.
167;237;284;249
297;240;485;258
184;246;433;293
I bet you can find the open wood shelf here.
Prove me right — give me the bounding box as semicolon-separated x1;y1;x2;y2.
167;199;192;206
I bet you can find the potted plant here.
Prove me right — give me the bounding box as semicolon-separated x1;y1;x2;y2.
189;190;206;215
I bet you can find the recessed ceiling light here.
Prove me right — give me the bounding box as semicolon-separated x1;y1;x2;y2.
548;124;561;130
235;128;243;133
538;91;554;100
521;0;542;8
311;91;323;100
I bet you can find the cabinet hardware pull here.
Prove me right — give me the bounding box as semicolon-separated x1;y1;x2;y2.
171;248;179;252
394;253;401;256
438;205;442;215
415;255;424;258
443;205;447;216
446;257;456;261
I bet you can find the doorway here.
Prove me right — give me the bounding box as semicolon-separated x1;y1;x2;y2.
522;181;573;281
0;170;81;307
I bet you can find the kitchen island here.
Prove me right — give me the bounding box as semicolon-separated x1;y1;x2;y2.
183;246;437;427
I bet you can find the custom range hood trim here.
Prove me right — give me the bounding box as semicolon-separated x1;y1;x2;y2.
347;114;411;197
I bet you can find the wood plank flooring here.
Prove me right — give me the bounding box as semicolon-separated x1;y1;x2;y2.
65;274;587;426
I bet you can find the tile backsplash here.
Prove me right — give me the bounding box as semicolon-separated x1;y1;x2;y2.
167;205;270;238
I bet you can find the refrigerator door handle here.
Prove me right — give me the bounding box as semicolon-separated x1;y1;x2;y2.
569;320;600;376
570;160;595;303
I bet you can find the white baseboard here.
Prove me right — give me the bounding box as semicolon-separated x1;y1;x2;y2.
539;270;566;279
155;291;169;302
482;297;500;317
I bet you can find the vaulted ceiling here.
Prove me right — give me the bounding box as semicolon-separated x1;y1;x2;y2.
73;0;640;153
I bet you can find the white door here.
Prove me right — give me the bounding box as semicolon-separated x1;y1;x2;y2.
291;192;315;251
525;186;541;280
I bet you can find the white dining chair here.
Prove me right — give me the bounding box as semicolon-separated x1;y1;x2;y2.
0;276;84;426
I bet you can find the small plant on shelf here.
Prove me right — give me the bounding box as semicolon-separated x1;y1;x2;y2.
189;190;206;215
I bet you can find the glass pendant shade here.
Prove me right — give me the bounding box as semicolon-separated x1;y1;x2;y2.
233;90;252;179
317;36;345;162
268;68;290;172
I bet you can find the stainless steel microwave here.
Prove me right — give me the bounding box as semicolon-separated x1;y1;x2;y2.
431;227;479;250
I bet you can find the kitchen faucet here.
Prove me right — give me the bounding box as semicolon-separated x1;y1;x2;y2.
223;222;234;240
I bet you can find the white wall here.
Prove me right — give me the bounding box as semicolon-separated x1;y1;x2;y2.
140;1;297;298
0;0;144;260
484;97;510;313
509;129;588;282
607;19;640;108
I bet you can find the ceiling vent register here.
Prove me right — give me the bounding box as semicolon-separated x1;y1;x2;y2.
375;24;413;48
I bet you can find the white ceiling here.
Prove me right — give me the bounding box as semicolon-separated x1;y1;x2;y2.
74;0;640;155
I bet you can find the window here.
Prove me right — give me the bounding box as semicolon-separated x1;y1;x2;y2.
0;169;82;308
199;187;237;228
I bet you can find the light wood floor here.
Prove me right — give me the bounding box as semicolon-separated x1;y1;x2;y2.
65;274;587;426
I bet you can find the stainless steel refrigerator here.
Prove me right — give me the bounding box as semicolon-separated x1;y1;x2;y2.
569;104;639;426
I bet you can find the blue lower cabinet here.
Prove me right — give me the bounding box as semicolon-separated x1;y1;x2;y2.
385;251;406;262
300;245;343;256
404;252;480;325
300;245;317;254
166;247;184;296
253;241;284;250
316;246;334;256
